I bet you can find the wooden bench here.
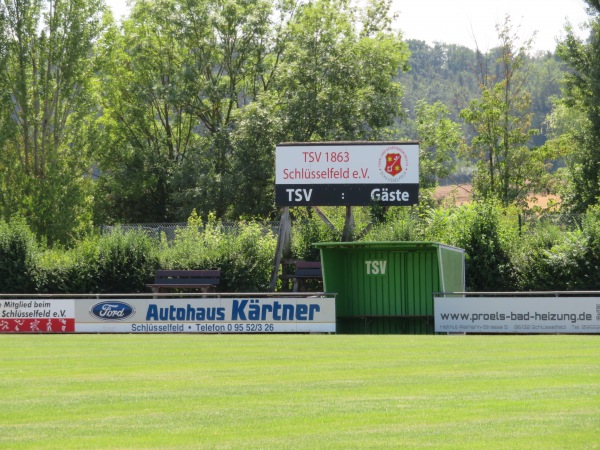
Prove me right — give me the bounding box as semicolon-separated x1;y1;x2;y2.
147;270;221;293
291;261;322;292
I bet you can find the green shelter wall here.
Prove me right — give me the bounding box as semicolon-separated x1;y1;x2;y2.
316;241;465;334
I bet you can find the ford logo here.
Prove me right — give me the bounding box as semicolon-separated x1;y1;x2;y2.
90;301;135;321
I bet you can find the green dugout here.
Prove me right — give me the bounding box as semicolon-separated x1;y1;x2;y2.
315;241;465;334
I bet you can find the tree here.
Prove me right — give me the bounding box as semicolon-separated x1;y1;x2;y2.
556;1;600;213
95;0;280;223
228;102;282;219
273;0;409;142
175;0;280;219
415;100;463;191
230;0;411;224
0;0;106;244
94;0;200;224
526;53;566;147
460;15;544;207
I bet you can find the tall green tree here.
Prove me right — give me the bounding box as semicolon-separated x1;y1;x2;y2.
556;0;600;213
94;0;199;224
415;100;463;191
96;0;280;222
0;0;106;244
460;16;544;206
274;0;409;142
175;0;280;219
228;102;282;219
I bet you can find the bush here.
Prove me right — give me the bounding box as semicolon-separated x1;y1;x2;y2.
511;222;581;291
455;201;516;291
159;212;223;270
511;206;600;291
363;208;423;241
160;212;277;292
36;236;99;293
290;208;342;260
18;204;600;294
0;218;39;293
218;223;277;292
575;204;600;289
37;230;159;293
415;202;516;291
91;230;159;293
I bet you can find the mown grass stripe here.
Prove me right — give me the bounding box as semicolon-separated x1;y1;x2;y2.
0;335;598;449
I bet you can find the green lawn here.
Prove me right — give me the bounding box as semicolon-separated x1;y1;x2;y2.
0;334;598;449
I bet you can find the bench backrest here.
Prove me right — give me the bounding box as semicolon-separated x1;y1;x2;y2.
294;261;322;278
154;270;221;286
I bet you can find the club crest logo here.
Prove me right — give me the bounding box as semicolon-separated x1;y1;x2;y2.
378;146;408;182
385;153;402;176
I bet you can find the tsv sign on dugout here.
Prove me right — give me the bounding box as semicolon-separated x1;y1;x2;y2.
275;142;419;206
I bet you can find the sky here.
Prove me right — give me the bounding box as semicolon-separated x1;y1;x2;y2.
105;0;592;53
392;0;590;53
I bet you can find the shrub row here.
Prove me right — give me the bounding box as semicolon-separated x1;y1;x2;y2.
36;231;159;293
0;213;277;294
364;201;600;292
2;202;600;294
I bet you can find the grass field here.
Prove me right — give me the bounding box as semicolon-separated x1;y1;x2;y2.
1;334;598;449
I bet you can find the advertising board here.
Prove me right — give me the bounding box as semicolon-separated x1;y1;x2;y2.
0;296;336;333
435;296;600;334
275;142;419;206
0;299;75;333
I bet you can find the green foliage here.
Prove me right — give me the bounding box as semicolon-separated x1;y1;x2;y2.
420;206;468;245
274;0;408;142
0;0;582;245
160;212;277;291
227;102;282;219
455;202;516;291
218;223;278;292
36;242;96;294
2;0;600;291
556;11;600;213
290;209;340;261
577;204;600;289
415;202;517;291
7;205;600;294
510;208;600;291
415;100;463;189
93;230;160;293
0;217;39;293
95;0;277;223
36;230;159;293
160;212;229;270
512;227;585;291
460;16;542;206
363;208;423;242
93;1;196;224
0;0;106;245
